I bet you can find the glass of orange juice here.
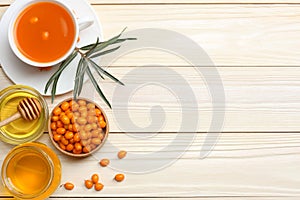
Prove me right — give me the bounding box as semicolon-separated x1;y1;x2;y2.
1;142;61;199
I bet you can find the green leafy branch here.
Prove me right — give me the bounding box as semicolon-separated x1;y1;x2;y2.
44;28;136;108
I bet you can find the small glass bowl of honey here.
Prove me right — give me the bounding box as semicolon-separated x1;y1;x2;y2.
0;85;48;144
1;142;61;200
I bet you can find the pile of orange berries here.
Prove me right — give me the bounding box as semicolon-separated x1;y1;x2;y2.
50;99;107;155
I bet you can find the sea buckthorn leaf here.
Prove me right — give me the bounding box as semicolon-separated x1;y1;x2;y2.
45;28;136;108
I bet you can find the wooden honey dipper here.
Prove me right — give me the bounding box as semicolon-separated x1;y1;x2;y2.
0;97;42;127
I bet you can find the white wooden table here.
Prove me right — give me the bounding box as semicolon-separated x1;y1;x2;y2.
1;0;300;199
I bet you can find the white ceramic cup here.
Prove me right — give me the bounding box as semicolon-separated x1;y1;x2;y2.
8;0;94;67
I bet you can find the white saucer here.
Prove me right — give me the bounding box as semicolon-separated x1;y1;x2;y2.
0;0;103;96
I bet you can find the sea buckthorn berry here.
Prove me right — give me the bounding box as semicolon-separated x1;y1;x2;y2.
87;116;95;124
95;108;101;117
69;138;75;144
99;159;110;167
81;139;89;147
83;146;90;153
84;145;92;152
73;148;82;154
87;103;96;110
79;131;88;140
94;183;104;191
61;101;69;111
71;117;75;124
50;122;57;130
98;133;104;140
92;138;101;145
53;134;62;142
77;125;84;132
67;112;73;119
73;133;81;142
56;127;66;135
91;123;98;130
61;115;70;125
65;131;74;140
98;115;104;122
75;143;82;151
68;124;73;131
51;116;59;122
56;121;63;128
86;132;92;139
91;174;99;184
61;137;69;146
65;109;71;115
59;142;66;150
53;107;62;116
72;123;79;132
99;120;106;128
71;103;79;111
87;138;92;144
69;100;74;107
78;106;87;113
77;117;87;125
118;150;127;159
88;110;96;116
78;100;86;106
81;112;88;118
84;124;92;132
92;130;100;138
64;182;74;190
114;174;125;182
66;144;74;152
59;112;65;118
85;180;93;189
74;112;80;117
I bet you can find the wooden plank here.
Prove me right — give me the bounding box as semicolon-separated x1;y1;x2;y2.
0;6;6;19
1;132;300;197
1;66;300;132
95;4;300;66
1;5;300;66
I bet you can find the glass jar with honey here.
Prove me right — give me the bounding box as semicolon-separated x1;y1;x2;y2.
1;142;61;199
0;85;48;144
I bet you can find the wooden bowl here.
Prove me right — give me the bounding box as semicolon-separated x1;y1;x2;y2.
48;98;109;158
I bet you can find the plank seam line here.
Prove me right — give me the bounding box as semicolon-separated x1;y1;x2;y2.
48;195;300;198
2;3;300;7
4;66;300;70
2;66;300;69
43;131;300;134
90;3;300;5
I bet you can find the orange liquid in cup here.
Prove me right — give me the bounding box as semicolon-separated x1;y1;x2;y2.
14;2;76;63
